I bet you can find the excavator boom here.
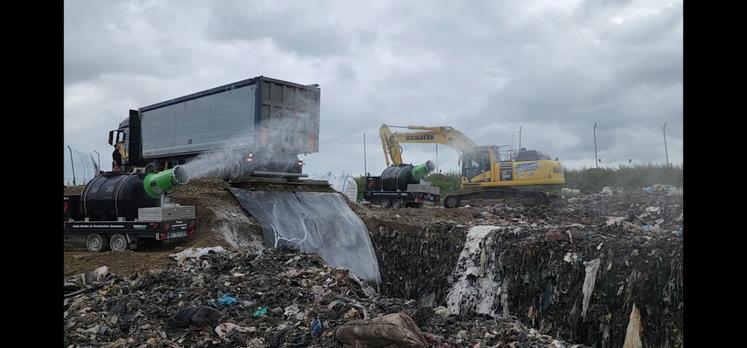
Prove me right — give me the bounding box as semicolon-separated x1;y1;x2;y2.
380;124;476;166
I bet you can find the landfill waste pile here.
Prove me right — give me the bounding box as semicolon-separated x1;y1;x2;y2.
348;185;683;347
475;186;683;236
63;249;586;347
444;224;682;347
63;181;682;347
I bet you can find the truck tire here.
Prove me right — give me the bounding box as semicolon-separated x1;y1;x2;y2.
228;161;242;181
444;196;459;209
86;234;109;253
109;234;128;252
381;199;392;209
128;237;139;250
392;199;403;209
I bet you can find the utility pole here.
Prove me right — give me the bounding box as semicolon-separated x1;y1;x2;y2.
363;133;367;175
518;126;522;150
435;143;439;173
663;122;669;167
593;123;598;169
68;145;76;186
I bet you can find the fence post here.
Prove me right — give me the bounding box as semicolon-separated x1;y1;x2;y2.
68;145;76;186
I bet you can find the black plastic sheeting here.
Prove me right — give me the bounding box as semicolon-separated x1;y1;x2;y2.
229;189;381;283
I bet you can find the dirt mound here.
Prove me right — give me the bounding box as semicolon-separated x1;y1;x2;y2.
64;250;176;278
64;249;584;347
351;203;480;226
171;178;264;250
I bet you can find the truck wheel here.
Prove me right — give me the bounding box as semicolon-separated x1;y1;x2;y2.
128;237;139;250
109;234;128;252
228;161;242;181
381;199;392;209
392;199;403;209
86;234;109;253
444;196;459;209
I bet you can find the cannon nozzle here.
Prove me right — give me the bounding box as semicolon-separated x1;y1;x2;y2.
411;160;436;181
143;165;190;198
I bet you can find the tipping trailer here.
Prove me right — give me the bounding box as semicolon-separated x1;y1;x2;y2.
64;166;196;252
364;161;440;208
109;76;321;181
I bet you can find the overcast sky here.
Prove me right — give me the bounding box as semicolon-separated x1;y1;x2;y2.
64;0;682;183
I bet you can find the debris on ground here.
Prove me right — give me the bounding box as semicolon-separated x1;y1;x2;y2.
171;246;226;262
64;178;682;347
63;250;585;347
334;312;428;347
561;188;582;198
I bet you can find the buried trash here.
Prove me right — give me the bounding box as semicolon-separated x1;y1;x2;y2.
311;317;323;338
171;246;226;263
167;305;222;330
335;312;428;348
215;322;256;339
581;258;601;320
252;306;268;318
64;249;586;347
63;178;682;347
217;294;237;306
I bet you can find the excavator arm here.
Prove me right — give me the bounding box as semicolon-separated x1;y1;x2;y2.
379;124;477;166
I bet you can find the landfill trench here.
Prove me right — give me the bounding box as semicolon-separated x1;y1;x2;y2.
64;180;682;347
350;187;683;347
365;217;468;303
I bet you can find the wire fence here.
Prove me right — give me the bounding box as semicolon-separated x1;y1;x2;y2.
64;145;102;186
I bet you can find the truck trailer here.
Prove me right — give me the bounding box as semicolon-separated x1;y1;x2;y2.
109;76;321;181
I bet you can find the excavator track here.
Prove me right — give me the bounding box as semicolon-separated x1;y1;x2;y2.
443;188;550;208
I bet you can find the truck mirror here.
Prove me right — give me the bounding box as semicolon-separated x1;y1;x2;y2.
108;131;114;145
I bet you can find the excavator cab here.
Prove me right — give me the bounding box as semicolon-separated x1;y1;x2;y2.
461;148;493;182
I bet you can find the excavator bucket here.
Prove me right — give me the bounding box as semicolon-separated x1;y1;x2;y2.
228;188;381;283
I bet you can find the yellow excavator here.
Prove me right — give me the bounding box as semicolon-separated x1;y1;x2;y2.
380;124;565;207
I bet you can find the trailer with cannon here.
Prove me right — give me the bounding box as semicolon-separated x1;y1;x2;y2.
64;166;195;252
363;161;440;208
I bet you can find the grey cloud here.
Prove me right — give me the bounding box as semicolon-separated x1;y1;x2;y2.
65;0;682;182
204;2;350;57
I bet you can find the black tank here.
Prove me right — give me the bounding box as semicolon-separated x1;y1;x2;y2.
80;172;159;221
381;164;416;191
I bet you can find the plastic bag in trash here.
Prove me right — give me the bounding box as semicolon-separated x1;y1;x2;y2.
167;305;222;330
217;294;237;306
215;322;255;339
253;306;268;318
311;318;323;338
335;312;428;348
